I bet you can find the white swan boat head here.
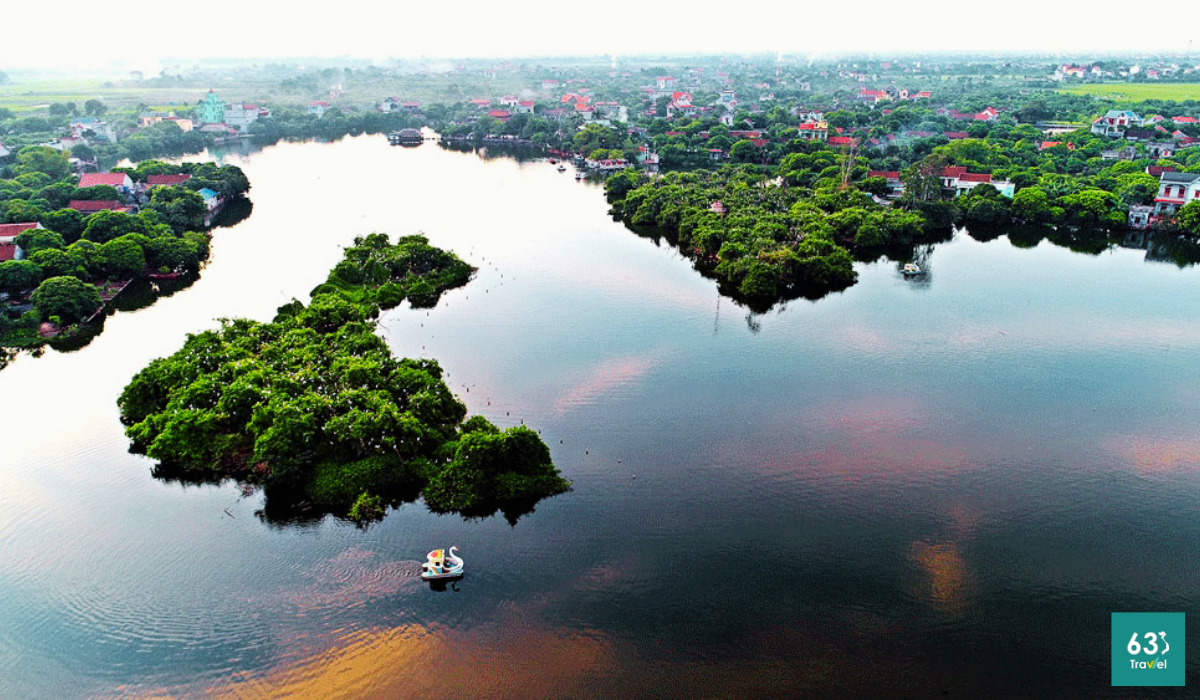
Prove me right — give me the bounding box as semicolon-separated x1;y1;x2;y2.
421;546;464;580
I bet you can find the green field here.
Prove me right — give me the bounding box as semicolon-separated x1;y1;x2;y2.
1060;82;1200;101
0;79;261;113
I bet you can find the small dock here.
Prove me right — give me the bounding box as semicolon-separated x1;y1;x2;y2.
388;129;424;146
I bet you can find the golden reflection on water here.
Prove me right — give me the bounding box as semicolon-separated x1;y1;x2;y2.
208;621;614;699
908;541;970;613
1102;434;1200;476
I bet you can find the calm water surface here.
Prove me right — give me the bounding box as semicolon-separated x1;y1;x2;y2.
1;136;1198;697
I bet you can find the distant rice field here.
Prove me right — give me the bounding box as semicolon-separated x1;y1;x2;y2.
1060;83;1200;101
0;79;242;113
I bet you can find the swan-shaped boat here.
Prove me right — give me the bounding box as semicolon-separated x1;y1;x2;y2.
902;263;923;275
421;546;464;580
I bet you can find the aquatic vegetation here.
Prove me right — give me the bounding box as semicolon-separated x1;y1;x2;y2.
118;233;569;523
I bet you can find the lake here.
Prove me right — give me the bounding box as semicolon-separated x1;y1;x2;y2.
1;135;1197;697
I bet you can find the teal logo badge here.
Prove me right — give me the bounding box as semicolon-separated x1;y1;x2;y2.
1112;612;1185;686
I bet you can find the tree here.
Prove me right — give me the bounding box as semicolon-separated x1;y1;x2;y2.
145;187;206;233
0;260;43;296
14;228;66;255
40;209;86;243
49;103;69;117
1113;173;1159;206
81;210;148;244
28;248;87;279
84;99;107;116
1176;201;1200;236
98;236;147;279
30;276;102;324
902;154;950;202
1012;186;1052;224
13;146;71;180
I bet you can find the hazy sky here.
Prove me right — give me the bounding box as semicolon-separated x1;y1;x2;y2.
1;1;1194;72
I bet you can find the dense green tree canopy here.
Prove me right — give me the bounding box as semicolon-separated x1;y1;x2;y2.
30;275;101;323
119;233;567;523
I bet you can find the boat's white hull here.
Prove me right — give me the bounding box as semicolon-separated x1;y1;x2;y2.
421;570;464;581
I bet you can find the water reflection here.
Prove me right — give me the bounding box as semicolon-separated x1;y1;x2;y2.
2;136;1199;697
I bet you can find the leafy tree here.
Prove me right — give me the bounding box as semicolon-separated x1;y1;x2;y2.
117;233;566;522
81;210;150;244
28;248;87;279
1176;201;1200;236
902;153;950;202
1113;173;1159;206
146;186;206;233
40;209;86;243
30;275;101;323
1012;186;1053;224
14;228;66;255
13;146;70;180
49;103;69;117
0;260;43;296
84;99;107;116
98;236;147;279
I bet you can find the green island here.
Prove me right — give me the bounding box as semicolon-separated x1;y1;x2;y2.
0;153;250;356
117;233;570;524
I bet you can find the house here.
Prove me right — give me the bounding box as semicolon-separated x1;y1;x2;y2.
69;117;117;143
486;109;511;122
516;100;535;114
1091;110;1142;137
1124;128;1157;142
708;148;725;161
500;95;519;108
146;174;192;187
197;90;226;124
941;167;1015;197
164;117;194;132
1039;141;1075;151
541;79;560;91
197;188;221;211
575;104;595;121
1153;171;1200;216
224;103;264;129
380;97;401;112
68;200;127;213
911;91;932;100
1172;116;1198;124
1146;142;1176;158
401;101;420;113
79;172;133;192
1146;165;1176;177
859;89;889;105
656;76;676;91
796;120;829;141
867;170;904;197
827;136;856;147
1128;204;1155;229
594;101;620;119
140;111;169;127
0;222;41;262
309;101;328;117
469;99;491;109
944;131;970;140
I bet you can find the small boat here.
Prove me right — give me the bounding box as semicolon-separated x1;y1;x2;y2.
421;546;464;580
575;172;584;180
549;158;557;164
902;263;924;276
557;165;566;172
